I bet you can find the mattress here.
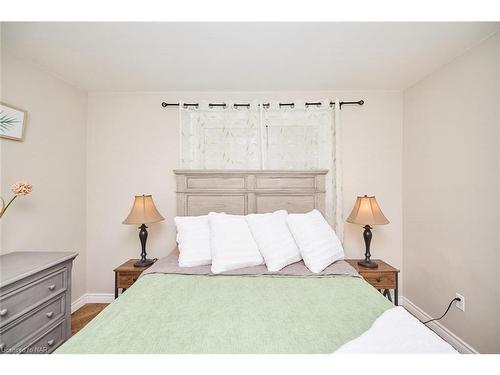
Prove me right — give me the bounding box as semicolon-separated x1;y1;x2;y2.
57;256;456;354
57;270;392;353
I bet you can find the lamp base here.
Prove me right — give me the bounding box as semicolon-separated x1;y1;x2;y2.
134;258;155;268
358;259;379;269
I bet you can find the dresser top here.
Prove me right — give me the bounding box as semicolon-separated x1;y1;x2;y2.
0;251;78;288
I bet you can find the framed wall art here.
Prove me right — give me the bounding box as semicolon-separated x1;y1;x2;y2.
0;102;27;141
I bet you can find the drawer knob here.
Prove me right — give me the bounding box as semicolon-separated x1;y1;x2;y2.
376;278;382;282
0;308;7;317
47;339;55;347
48;284;56;291
46;311;54;319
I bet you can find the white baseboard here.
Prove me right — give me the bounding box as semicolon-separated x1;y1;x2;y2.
400;296;478;354
71;293;114;313
70;294;87;313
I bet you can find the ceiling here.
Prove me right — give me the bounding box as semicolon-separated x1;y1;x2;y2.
2;22;499;91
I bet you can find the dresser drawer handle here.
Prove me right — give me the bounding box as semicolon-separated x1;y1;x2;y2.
47;339;55;347
376;278;382;282
0;308;7;317
46;311;54;319
48;284;56;291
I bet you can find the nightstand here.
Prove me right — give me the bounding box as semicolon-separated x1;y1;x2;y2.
346;259;399;305
113;259;155;299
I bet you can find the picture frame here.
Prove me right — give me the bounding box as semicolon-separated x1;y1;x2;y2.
0;102;28;141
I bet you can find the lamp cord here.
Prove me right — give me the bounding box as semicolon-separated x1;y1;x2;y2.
422;297;461;325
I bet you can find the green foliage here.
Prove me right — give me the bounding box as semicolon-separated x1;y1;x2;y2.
0;110;19;133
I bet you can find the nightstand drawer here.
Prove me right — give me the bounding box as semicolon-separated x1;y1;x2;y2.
114;259;154;299
346;259;399;305
117;272;140;288
362;272;396;289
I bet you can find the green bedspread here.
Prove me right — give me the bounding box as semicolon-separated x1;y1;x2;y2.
58;273;391;354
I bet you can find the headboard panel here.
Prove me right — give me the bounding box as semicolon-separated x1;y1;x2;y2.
174;170;328;216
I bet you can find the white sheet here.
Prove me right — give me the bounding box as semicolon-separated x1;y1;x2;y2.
335;306;458;354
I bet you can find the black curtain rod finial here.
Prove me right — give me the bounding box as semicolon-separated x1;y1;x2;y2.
338;100;364;109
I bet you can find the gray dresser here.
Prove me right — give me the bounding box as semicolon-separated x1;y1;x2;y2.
0;251;77;354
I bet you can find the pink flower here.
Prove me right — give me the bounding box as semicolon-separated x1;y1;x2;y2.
11;181;33;196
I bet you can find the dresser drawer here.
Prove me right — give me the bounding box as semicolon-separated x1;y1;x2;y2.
362;272;396;289
21;319;66;354
0;295;65;352
117;272;140;288
0;268;66;326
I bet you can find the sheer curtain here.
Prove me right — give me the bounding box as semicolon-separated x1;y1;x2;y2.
262;100;331;169
179;99;343;240
180;100;262;169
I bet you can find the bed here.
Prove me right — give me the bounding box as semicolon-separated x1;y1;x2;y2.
57;170;456;354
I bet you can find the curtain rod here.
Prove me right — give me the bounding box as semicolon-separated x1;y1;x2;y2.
161;100;364;109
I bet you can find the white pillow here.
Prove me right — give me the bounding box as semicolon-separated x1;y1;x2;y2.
208;212;264;273
286;209;344;273
174;215;211;267
246;210;301;272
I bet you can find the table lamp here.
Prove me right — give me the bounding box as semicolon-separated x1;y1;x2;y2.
346;195;389;269
123;194;164;267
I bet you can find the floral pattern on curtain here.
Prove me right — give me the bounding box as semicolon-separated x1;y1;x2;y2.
180;101;261;169
262;100;332;169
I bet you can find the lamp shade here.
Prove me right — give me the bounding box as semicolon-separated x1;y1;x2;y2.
123;195;164;225
346;195;389;226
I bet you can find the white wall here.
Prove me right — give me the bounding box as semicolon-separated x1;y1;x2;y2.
403;31;500;353
0;52;88;302
86;90;403;294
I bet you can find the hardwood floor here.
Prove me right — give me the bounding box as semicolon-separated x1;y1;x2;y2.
71;303;109;335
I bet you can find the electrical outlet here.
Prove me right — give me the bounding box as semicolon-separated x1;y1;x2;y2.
455;293;465;312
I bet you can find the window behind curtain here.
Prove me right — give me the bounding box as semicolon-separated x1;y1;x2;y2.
180;101;333;170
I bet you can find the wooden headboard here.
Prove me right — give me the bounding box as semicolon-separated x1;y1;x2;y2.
174;170;327;216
